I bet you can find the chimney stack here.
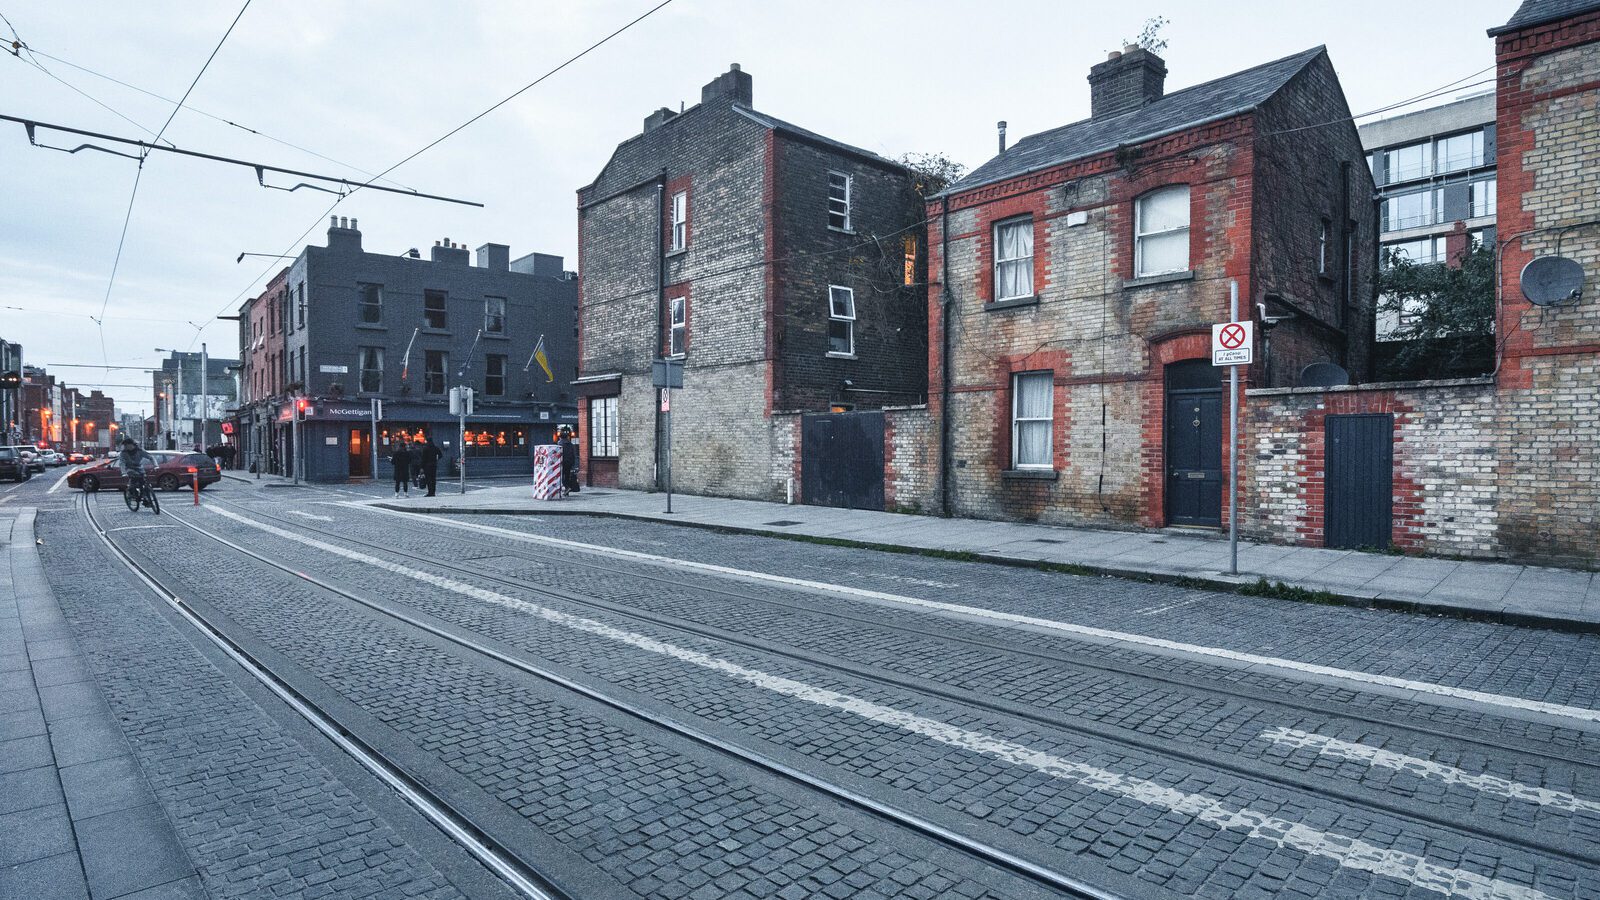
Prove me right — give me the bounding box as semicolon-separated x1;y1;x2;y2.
327;215;362;252
997;121;1008;154
1087;46;1167;118
701;63;752;107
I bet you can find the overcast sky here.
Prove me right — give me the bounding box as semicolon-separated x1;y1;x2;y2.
2;0;1512;416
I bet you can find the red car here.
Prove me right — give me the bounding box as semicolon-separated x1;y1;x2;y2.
68;451;222;493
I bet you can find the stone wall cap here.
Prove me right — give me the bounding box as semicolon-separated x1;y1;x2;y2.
1247;375;1495;397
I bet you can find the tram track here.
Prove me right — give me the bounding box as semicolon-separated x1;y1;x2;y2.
189;495;1600;873
90;492;1129;900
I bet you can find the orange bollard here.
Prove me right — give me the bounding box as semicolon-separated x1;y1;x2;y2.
189;466;199;505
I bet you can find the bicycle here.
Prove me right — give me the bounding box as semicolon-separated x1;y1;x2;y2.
124;473;160;515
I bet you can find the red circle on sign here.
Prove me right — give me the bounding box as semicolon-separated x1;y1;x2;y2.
1219;323;1247;349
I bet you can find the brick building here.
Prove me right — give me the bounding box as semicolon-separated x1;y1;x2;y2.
234;218;578;482
1237;0;1600;566
918;45;1375;530
575;65;926;501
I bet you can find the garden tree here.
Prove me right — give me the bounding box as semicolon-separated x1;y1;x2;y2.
1377;242;1496;379
1123;16;1170;53
896;152;966;198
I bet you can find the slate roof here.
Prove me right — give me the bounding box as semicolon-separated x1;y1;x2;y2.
732;106;907;172
943;46;1326;197
1488;0;1600;35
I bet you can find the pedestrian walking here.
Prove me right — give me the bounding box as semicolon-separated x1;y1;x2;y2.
557;425;580;496
390;439;414;498
418;434;442;497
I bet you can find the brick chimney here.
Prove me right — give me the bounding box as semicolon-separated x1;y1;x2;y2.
1088;46;1167;118
326;215;363;253
643;107;679;133
701;63;752;107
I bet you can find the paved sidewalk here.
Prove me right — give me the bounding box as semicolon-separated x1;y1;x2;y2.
371;484;1600;631
2;509;201;900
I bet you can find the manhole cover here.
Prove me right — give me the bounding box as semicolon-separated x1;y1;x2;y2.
763;520;804;527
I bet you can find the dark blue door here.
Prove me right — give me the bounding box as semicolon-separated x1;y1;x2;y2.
1165;361;1222;526
1325;414;1393;549
801;412;884;511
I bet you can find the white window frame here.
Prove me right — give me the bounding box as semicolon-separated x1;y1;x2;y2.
484;297;506;334
827;171;852;232
359;346;383;394
670;191;688;251
1010;371;1054;470
589;396;618;458
668;295;686;357
358;283;382;324
827;285;855;357
1134;186;1191;278
993;216;1034;301
1318;220;1330;276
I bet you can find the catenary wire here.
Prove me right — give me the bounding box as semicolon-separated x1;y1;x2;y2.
187;0;679;351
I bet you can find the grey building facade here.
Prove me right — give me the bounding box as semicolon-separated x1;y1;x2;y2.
151;352;240;451
1;339;20;444
1359;94;1497;344
262;217;577;482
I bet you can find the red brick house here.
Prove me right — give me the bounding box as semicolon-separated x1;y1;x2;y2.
923;46;1375;530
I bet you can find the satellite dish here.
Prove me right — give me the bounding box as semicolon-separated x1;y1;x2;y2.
1299;362;1349;388
1521;256;1584;307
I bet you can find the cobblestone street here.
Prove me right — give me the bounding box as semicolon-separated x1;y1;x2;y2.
5;475;1599;898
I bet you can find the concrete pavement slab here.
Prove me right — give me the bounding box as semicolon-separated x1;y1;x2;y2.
0;851;89;900
0;802;76;868
74;803;194;900
0;707;46;741
47;714;130;768
23;638;79;662
0;765;64;815
0;734;53;774
30;655;91;689
60;755;157;822
38;682;111;724
0;652;27;672
117;876;207;900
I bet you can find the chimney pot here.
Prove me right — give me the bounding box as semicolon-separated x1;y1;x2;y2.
1124;44;1139;54
1107;50;1122;61
330;216;338;228
997;120;1008;154
350;218;357;230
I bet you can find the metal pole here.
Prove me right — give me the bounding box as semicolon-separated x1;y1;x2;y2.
458;384;467;495
292;394;301;485
201;342;209;452
370;398;379;482
174;362;183;449
664;383;673;514
1228;280;1239;576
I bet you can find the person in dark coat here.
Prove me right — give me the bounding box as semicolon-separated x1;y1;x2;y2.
390;439;414;498
418;435;443;497
557;426;580;495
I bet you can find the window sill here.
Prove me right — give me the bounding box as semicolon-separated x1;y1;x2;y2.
355;323;386;331
666;248;688;258
826;352;857;360
828;226;856;236
1001;468;1058;481
421;327;450;335
1317;272;1337;284
1122;270;1195;290
987;296;1038;311
483;332;510;340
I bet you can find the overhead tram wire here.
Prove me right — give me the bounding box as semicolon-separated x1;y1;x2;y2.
1259;65;1497;137
187;0;679;349
93;0;253;374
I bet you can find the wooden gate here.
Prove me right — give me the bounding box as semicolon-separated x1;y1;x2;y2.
1325;413;1394;549
801;411;884;511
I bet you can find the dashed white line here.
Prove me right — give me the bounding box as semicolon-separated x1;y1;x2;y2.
47;474;69;494
104;524;178;533
1262;727;1600;814
350;506;1600;727
208;505;1556;900
285;511;335;522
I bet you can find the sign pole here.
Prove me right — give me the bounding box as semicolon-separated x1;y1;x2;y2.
370;398;380;481
1228;280;1239;576
458;384;467;495
664;383;673;514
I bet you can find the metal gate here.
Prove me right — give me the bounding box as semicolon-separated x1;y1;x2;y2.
1325;413;1393;549
801;411;884;511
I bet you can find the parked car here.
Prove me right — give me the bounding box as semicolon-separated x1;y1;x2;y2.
0;446;29;482
68;452;222;493
68;451;91;464
18;448;44;473
37;449;63;467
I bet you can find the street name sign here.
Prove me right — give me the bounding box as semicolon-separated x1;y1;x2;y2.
1211;321;1254;366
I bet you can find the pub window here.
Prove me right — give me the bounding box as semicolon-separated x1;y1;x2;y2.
463;426;528;458
589;396;618;458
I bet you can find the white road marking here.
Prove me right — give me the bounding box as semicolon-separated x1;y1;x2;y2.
351;506;1600;727
1262;727;1600;814
0;495;12;505
47;474;69;494
285;511;335;522
104;525;177;533
208;504;1555;900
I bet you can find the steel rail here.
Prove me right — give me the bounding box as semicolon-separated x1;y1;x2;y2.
197;497;1600;872
82;495;568;900
298;500;1600;773
152;498;1127;900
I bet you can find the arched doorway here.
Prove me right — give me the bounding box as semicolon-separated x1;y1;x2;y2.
1164;359;1222;526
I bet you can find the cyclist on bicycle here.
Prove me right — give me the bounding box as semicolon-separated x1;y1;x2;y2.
117;438;156;491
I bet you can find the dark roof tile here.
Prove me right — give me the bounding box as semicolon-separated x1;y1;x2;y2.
1488;0;1600;35
945;46;1325;196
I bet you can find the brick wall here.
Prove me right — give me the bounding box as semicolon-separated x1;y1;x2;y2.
1242;379;1499;556
1491;9;1600;565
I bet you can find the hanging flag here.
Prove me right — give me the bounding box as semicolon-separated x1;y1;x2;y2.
530;335;554;383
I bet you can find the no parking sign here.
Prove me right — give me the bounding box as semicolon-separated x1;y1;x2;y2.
1211;320;1254;366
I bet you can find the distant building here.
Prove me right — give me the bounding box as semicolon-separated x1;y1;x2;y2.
152;352;239;452
1;339;21;444
1359;94;1497;346
234;217;578;482
576;65;928;501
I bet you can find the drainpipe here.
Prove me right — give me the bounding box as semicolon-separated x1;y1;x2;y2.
938;195;952;517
